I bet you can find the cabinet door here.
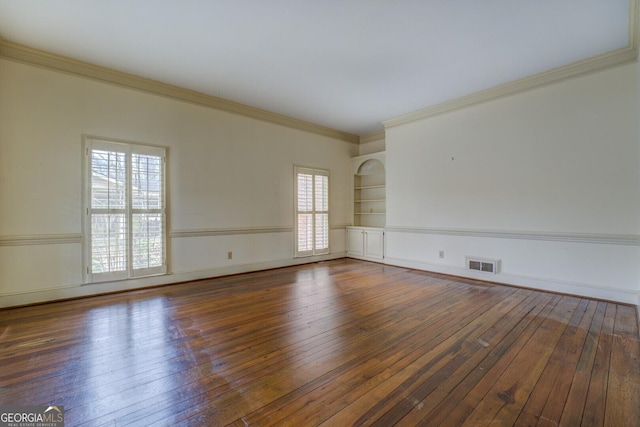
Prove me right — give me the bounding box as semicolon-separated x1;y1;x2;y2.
347;228;364;257
364;229;384;260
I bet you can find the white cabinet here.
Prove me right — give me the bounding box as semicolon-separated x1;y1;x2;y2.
347;227;384;260
347;227;365;257
364;228;384;260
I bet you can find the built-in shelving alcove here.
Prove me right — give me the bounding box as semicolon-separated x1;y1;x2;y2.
347;152;385;260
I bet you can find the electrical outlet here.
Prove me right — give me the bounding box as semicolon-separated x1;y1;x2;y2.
227;251;233;260
439;250;444;259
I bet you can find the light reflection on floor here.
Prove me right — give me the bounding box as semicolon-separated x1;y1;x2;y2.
283;266;347;387
79;297;180;422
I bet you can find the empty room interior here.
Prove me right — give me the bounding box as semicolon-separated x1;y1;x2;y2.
1;1;640;426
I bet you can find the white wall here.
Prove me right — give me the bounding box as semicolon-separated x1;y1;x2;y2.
0;58;356;307
2;55;639;309
385;62;640;305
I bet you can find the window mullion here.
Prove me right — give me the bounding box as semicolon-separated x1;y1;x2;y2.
91;208;127;214
131;209;162;213
311;175;317;255
126;146;133;278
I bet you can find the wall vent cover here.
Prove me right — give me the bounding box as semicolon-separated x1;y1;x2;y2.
466;257;499;274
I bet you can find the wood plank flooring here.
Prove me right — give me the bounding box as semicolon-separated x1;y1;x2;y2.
0;259;638;426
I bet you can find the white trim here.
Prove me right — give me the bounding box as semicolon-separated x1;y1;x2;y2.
1;0;637;142
0;233;82;246
0;226;346;245
359;130;385;144
382;256;639;306
384;226;640;246
0;252;347;308
351;152;386;175
166;224;347;238
0;283;80;297
170;226;293;238
0;39;358;143
170;252;345;277
383;51;637;130
383;0;640;129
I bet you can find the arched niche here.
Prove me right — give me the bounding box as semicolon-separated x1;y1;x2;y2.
351;152;386;176
357;158;385;176
351;152;386;228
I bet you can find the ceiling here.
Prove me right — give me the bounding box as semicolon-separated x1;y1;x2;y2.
0;1;632;136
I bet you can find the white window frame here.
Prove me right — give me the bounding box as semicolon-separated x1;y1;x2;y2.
294;166;330;257
83;136;167;283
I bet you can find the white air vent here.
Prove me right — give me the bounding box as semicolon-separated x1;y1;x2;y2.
466;257;499;274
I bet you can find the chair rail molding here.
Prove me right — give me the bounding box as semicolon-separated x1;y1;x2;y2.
384;226;640;246
169;226;293;238
0;233;82;246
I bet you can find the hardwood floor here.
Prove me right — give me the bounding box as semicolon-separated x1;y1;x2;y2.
0;259;638;426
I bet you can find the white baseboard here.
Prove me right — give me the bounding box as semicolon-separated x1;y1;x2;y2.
2;253;636;310
170;252;346;282
0;252;347;308
383;256;639;306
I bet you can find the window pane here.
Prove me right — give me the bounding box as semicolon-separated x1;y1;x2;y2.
297;213;313;252
315;175;328;211
86;140;166;281
295;168;329;257
132;213;163;269
91;214;127;273
315;213;329;250
132;154;163;209
297;173;313;212
91;150;126;209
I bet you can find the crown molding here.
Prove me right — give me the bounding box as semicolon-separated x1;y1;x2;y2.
383;48;637;129
0;39;359;144
359;130;385;144
2;1;636;142
384;0;640;129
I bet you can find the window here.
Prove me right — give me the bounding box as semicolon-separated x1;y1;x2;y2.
295;166;329;257
84;137;166;282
